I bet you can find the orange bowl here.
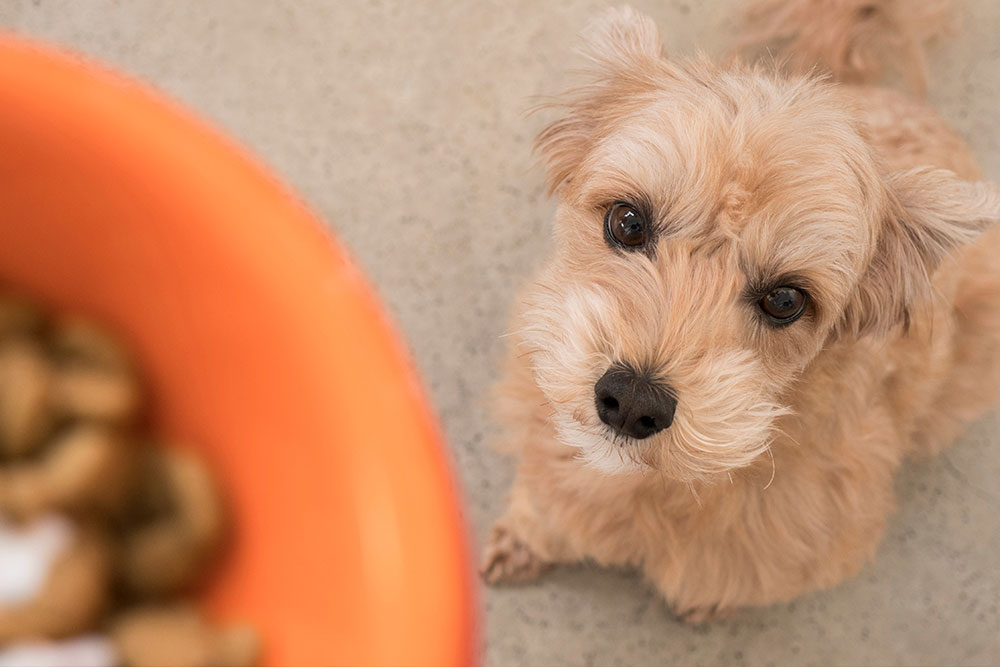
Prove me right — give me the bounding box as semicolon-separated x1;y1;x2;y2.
0;37;476;666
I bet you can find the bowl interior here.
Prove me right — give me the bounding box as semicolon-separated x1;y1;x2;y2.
0;38;474;667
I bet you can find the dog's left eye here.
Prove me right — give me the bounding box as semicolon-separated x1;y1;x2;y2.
605;202;648;249
759;286;807;325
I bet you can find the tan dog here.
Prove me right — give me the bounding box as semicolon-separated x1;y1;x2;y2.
481;0;1000;622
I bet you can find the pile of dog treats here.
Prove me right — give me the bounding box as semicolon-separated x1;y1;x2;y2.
0;295;258;667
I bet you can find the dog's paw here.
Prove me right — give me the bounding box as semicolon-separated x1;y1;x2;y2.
673;603;733;625
479;524;550;585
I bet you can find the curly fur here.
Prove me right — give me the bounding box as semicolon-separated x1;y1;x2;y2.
482;1;1000;619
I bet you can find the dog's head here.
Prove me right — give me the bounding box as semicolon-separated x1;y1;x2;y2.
518;7;1000;481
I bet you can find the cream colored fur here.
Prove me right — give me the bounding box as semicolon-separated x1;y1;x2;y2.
481;1;1000;621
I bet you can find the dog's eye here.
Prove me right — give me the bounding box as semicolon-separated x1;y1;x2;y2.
605;202;648;249
759;286;807;325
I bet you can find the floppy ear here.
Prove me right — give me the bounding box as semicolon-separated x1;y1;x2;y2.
841;167;1000;336
535;6;667;195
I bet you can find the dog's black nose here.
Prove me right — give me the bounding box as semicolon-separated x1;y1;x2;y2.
594;366;676;440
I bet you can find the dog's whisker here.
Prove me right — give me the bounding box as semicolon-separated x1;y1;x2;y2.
687;483;703;508
762;446;776;491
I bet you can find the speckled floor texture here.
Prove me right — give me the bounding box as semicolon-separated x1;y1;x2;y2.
3;1;998;665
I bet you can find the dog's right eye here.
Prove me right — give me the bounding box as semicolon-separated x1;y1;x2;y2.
758;286;808;325
605;203;648;249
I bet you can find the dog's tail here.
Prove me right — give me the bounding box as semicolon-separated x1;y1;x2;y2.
736;0;956;96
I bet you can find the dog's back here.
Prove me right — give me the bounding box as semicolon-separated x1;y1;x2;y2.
739;0;954;97
738;0;981;176
739;0;972;163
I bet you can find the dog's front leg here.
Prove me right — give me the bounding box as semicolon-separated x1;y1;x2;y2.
480;470;572;584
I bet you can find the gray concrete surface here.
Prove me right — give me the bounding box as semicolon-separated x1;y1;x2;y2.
2;1;998;664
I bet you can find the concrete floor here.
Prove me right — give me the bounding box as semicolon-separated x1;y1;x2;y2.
3;1;999;664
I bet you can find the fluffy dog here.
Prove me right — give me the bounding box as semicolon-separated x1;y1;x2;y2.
481;0;1000;621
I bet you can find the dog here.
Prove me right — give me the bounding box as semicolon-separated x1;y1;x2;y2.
481;0;1000;622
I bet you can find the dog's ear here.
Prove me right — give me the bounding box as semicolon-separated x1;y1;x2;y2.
535;7;667;195
578;6;666;75
841;168;1000;336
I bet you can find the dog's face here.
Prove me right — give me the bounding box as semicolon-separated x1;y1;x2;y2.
517;8;999;481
